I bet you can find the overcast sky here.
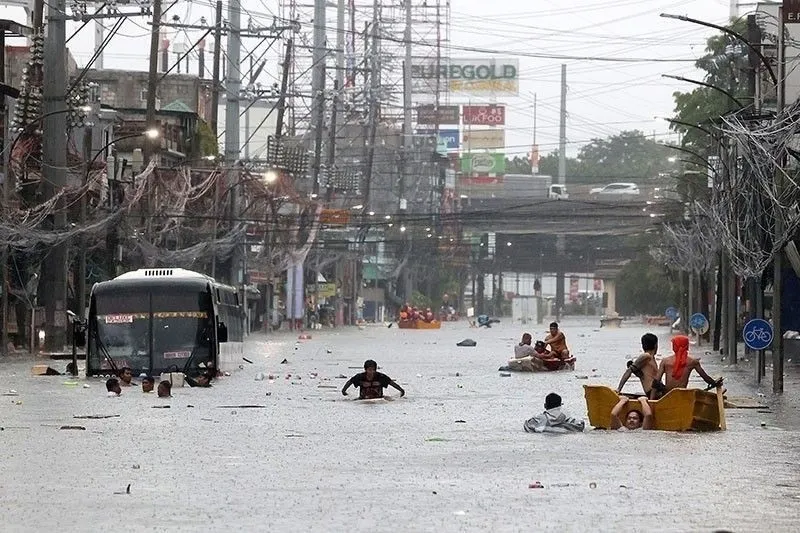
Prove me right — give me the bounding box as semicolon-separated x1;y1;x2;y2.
0;0;733;158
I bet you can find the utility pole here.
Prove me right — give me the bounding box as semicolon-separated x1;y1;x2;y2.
41;0;68;351
210;0;223;136
557;64;566;185
325;79;338;202
773;6;786;394
363;0;380;212
144;0;162;163
310;0;327;196
555;64;567;321
275;39;292;138
225;0;242;286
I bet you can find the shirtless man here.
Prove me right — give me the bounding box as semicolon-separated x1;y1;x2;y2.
610;395;653;431
615;333;665;399
655;335;721;392
544;322;570;359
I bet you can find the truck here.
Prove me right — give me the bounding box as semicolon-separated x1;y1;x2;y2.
459;174;567;200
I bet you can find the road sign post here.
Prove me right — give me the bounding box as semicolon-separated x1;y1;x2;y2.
743;318;773;383
690;313;709;346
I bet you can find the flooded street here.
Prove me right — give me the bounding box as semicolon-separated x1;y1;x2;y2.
2;319;800;532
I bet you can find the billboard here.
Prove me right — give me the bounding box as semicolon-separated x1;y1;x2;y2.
462;105;506;126
460;152;506;174
462;129;505;151
417;129;460;151
411;58;519;96
416;104;460;125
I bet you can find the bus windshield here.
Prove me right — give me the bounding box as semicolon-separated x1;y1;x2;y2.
91;286;214;375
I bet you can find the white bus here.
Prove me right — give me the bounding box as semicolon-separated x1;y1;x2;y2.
86;268;245;378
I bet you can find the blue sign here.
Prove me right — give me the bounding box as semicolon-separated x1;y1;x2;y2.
665;307;679;321
743;318;773;350
690;313;709;335
417;129;460;150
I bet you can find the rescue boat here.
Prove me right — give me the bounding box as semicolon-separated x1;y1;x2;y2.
397;319;441;329
583;384;726;432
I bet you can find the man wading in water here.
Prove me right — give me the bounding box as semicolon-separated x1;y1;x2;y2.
342;360;405;399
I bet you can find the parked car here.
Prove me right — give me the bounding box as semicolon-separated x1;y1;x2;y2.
548;184;569;200
589;182;640;195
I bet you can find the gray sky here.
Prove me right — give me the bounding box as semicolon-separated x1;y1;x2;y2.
0;0;732;158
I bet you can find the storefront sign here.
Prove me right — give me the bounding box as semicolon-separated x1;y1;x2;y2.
416;105;460;125
411;58;519;96
462;129;505;151
460;152;506;174
462;105;505;126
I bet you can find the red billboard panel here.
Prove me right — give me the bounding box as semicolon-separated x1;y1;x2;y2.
462;105;505;126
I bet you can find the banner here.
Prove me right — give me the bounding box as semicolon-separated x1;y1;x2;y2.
462;129;505;151
530;144;540;174
462;105;505;126
460;152;506;174
417;129;459;151
569;276;580;303
411;58;519;96
416;105;460;125
308;283;337;298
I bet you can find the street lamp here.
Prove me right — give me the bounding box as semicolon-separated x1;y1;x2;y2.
262;169;279;184
660;74;745;109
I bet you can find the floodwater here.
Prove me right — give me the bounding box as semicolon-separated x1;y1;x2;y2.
1;318;799;532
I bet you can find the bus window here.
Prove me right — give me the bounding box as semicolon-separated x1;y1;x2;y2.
92;291;151;373
150;289;213;372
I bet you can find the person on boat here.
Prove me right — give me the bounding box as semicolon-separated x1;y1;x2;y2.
524;392;585;433
544;322;570;360
399;304;409;321
655;335;721;392
615;333;666;399
506;333;545;371
341;359;405;399
610;395;654;431
424;308;435;322
533;340;553;359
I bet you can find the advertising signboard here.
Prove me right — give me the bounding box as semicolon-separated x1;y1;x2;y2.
462;129;505;151
462;105;506;126
784;0;800;22
416;105;460;125
417;129;459;151
569;276;580;302
411;58;519;96
460;152;506;174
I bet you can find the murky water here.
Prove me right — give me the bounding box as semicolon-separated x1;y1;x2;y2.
1;318;799;532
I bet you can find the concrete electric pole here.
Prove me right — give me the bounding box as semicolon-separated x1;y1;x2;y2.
41;0;68;351
225;0;242;285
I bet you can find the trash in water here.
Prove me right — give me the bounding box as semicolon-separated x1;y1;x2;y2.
425;437;448;442
761;421;767;427
529;482;544;489
455;420;466;423
74;414;120;419
59;425;86;430
2;390;18;396
132;464;141;470
280;358;289;364
243;357;254;364
500;372;512;377
453;510;466;516
455;372;461;377
456;339;477;347
575;375;589;380
113;484;131;495
82;384;90;389
255;373;266;381
589;482;597;489
337;374;348;379
416;373;423;378
152;405;170;409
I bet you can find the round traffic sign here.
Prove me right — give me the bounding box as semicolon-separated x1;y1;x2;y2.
665;307;679;321
743;318;773;350
690;313;709;335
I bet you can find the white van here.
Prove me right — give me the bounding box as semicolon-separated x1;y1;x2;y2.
549;184;569;200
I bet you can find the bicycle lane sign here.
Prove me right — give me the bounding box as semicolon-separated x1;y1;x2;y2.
743;318;773;350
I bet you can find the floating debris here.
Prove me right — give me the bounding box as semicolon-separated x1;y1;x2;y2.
59;425;86;430
113;484;131;495
74;414;120;420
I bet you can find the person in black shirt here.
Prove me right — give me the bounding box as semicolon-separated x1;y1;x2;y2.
341;359;405;399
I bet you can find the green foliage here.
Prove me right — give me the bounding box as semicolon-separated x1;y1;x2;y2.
533;132;672;185
616;253;681;316
411;290;432;310
196;120;219;157
671;19;752;157
505;155;533;174
575;130;671;181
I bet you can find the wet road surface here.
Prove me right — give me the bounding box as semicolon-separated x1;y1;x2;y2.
1;318;799;532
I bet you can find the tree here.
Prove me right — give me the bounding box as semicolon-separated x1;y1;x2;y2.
574;131;672;183
616;253;681;316
670;19;751;156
